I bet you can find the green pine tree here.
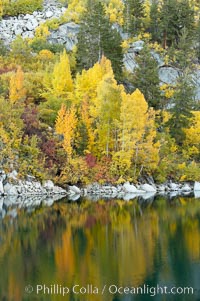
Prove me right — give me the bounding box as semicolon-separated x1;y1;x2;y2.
149;0;161;42
167;73;195;146
160;0;195;48
76;0;123;79
123;0;145;36
195;18;200;63
132;44;161;109
175;27;196;69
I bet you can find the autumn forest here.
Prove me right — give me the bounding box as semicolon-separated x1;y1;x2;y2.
0;0;200;186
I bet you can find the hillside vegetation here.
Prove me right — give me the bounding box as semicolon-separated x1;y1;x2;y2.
0;0;200;185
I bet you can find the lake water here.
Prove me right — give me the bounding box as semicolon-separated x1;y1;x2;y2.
0;195;200;301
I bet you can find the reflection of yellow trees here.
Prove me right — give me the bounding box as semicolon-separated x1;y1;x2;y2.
55;228;75;281
8;273;23;301
1;198;200;301
184;219;200;261
110;208;159;286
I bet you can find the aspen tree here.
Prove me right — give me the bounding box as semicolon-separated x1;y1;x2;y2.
51;50;73;97
9;66;26;104
55;104;77;159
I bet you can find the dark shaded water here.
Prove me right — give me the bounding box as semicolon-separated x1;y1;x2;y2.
0;195;200;301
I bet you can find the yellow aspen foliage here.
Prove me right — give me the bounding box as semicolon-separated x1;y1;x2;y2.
9;66;26;104
75;61;107;106
38;49;54;60
55;104;77;158
51;50;73;97
0;0;3;16
184;111;200;147
134;108;160;172
113;89;159;177
120;88;148;152
121;40;129;51
63;0;86;23
104;0;124;25
75;56;113;106
114;88;148;174
55;103;66;135
160;83;174;99
35;24;50;38
143;0;151;27
74;56;113;151
81;98;94;152
95;72;122;155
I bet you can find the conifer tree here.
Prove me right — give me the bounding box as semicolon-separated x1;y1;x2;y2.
123;0;145;35
149;0;160;42
195;19;200;63
132;44;161;109
76;0;123;78
167;73;195;146
160;0;195;48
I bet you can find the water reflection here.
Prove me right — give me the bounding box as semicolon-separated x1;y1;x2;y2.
0;196;200;301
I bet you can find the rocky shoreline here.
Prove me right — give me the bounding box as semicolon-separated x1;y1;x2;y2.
1;169;200;216
72;181;200;201
0;170;67;196
0;178;200;220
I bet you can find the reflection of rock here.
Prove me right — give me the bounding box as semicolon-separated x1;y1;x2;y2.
182;191;192;196
157;185;166;192
123;193;138;201
7;209;18;218
68;194;81;201
194;191;200;199
0;198;3;211
169;183;180;191
68;185;81;195
0;193;67;219
42;197;54;206
169;191;179;198
4;183;18;195
194;182;200;191
181;184;192;192
141;192;156;200
140;184;157;193
3;195;18;207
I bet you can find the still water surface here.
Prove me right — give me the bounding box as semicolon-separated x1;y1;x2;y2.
0;195;200;301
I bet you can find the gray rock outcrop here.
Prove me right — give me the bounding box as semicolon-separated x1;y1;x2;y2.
48;22;80;51
123;41;200;101
0;181;4;195
0;0;67;46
